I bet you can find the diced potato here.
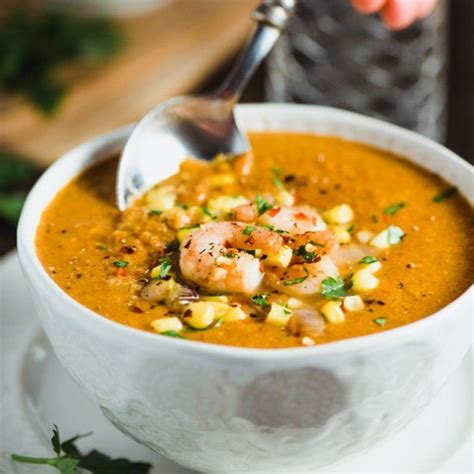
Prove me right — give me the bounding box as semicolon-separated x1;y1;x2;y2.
177;226;199;243
343;295;365;312
369;229;390;249
370;226;405;249
360;261;382;274
207;196;248;213
265;245;293;268
183;302;216;329
151;317;183;333
207;174;235;187
146;186;176;210
331;225;352;244
321;300;345;324
323;204;354;224
356;230;374;244
202;295;229;303
266;303;292;327
352;270;379;292
275;190;295;206
224;304;248;322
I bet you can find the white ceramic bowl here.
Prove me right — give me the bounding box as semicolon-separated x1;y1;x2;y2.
17;105;473;472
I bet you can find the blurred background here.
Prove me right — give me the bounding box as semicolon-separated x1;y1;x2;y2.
1;0;473;254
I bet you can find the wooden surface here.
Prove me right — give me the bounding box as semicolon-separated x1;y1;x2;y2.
0;0;256;165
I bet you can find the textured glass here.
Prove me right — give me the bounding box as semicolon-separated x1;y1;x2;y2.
266;0;448;141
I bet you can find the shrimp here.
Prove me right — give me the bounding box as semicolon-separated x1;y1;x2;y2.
179;222;285;294
234;204;327;234
265;256;340;297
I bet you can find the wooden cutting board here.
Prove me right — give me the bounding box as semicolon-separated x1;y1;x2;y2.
0;0;257;165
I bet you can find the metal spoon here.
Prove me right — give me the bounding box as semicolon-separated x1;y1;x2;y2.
117;0;296;210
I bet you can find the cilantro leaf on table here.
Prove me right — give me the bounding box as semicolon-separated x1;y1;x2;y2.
11;425;152;473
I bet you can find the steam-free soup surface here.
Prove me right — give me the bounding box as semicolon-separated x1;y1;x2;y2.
36;133;473;348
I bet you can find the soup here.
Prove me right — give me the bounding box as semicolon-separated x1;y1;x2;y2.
36;133;473;348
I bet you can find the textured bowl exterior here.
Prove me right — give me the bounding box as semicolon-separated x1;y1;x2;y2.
17;105;473;472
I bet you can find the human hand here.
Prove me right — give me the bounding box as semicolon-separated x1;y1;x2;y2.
351;0;438;30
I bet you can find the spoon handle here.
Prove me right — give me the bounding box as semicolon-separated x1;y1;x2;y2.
216;0;297;102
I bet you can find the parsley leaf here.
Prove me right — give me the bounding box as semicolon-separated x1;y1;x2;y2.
284;268;309;286
433;187;457;202
112;260;128;268
321;276;349;298
242;225;256;236
271;168;285;190
148;209;163;216
199;206;215;218
383;202;407;215
11;425;152;473
373;317;387;326
296;245;317;262
251;294;269;307
160;330;184;338
255;195;273;215
359;256;378;264
154;258;172;279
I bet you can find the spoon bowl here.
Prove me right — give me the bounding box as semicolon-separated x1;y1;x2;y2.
117;0;296;210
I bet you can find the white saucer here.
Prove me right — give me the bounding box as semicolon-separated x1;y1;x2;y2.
1;252;472;473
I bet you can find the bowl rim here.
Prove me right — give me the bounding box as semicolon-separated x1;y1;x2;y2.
17;103;473;360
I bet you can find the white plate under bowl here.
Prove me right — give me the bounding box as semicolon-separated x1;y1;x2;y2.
0;252;472;473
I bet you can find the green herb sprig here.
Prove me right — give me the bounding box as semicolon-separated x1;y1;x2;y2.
11;425;152;473
321;276;350;298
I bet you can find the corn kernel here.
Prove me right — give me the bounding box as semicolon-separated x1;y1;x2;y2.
151;317;183;333
224;305;248;322
275;190;295;206
301;336;315;346
183;302;216;329
332;225;352;244
360;261;382;274
207;196;248;213
202;295;229;303
146;186;176;210
323;204;354;224
321;300;345;324
207;302;231;319
352;270;379;292
265;245;293;268
356;230;374;244
207;174;235;187
177;226;199;243
343;295;365;312
370;226;405;249
266;303;292;327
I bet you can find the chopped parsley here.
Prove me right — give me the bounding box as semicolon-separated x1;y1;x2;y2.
347;224;355;233
251;294;270;307
283;306;292;315
296;245;317;262
433;187;457;203
199;206;215;218
321;276;350;298
221;250;237;258
112;260;128;268
373;317;387;327
359;256;378;264
272;168;285;190
309;240;325;247
243;225;256;236
154;258;172;279
284;268;309;286
149;209;163;216
161;330;184;338
255;195;273;215
387;225;405;244
384;202;407;215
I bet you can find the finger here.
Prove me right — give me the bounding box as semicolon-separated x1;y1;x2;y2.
382;0;418;30
351;0;387;14
416;0;438;19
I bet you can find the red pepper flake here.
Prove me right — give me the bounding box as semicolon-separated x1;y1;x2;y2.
116;268;127;277
130;305;144;314
120;245;136;254
267;207;281;217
